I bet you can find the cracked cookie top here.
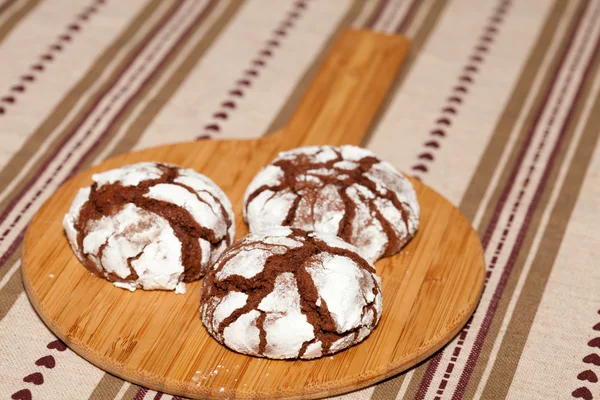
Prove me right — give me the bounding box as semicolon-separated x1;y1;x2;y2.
243;145;419;263
62;162;235;294
200;227;382;360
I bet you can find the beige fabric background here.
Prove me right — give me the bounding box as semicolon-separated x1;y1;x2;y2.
0;0;599;399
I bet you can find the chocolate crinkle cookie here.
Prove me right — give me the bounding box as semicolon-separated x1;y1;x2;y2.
200;227;382;360
63;162;234;294
243;145;419;263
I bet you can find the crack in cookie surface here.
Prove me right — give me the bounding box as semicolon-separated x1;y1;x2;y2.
200;227;382;360
243;146;419;263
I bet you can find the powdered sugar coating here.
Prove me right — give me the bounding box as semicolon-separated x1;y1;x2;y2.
243;145;419;263
175;168;235;246
306;253;380;332
93;162;163;188
257;272;315;358
63;162;235;293
145;184;227;239
82;203;183;291
200;227;382;360
216;249;269;280
63;187;91;263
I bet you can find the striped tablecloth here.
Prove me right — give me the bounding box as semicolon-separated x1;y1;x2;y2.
1;0;599;399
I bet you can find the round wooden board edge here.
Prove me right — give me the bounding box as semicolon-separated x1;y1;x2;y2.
20;144;486;400
22;256;484;400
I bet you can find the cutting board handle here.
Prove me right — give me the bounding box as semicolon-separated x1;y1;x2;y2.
275;29;410;148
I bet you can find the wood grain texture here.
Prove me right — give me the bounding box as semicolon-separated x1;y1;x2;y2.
21;29;485;399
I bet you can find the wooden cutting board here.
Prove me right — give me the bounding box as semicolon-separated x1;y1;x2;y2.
21;29;485;399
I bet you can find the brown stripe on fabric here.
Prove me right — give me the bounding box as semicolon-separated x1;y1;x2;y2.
452;0;599;396
400;1;581;398
365;25;440;400
122;383;147;400
87;373;125;400
471;0;587;239
351;0;380;29
0;0;17;16
366;0;389;29
0;232;20;283
0;0;166;213
452;0;597;397
0;259;23;322
395;0;421;33
361;0;448;147
401;353;441;400
263;0;366;136
462;23;597;400
367;3;452;399
0;0;42;47
475;31;600;400
76;0;222;164
431;4;575;396
101;0;245;159
459;0;570;223
370;373;406;400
